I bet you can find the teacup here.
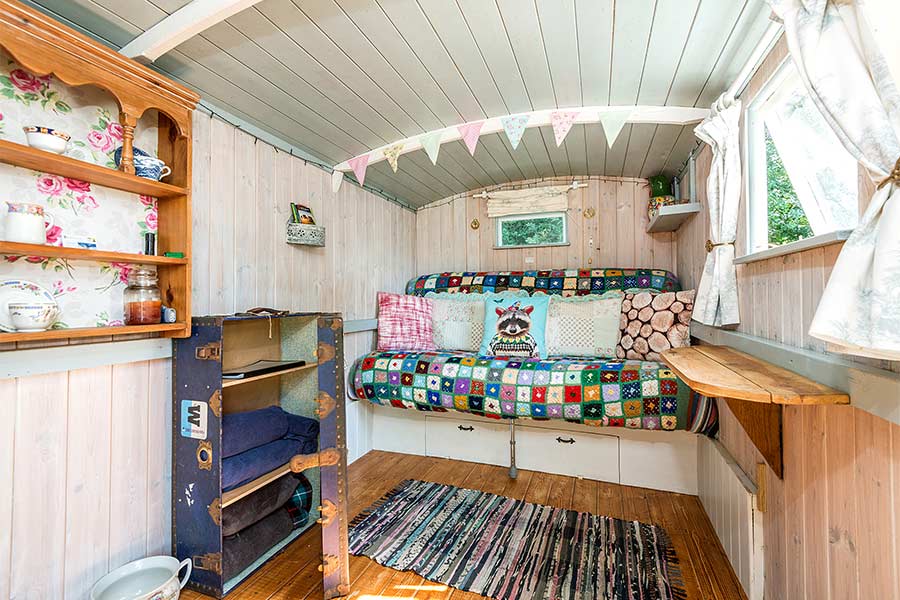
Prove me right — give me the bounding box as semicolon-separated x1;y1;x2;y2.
8;301;59;332
90;555;191;600
133;155;172;181
23;126;70;154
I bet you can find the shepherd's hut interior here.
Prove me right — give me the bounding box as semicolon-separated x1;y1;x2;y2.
2;0;900;598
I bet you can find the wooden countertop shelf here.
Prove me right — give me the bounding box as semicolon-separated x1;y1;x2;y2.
0;139;188;199
0;241;188;266
661;345;849;405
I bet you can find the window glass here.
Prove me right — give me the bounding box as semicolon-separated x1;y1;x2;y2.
747;61;858;251
496;212;567;248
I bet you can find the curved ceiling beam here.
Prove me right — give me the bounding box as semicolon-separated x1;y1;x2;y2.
333;105;710;172
120;0;263;63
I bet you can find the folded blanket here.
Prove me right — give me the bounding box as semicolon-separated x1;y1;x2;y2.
222;437;318;491
223;406;320;459
223;508;294;581
284;474;314;529
222;473;307;536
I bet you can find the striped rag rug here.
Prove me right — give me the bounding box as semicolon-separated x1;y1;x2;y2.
349;479;685;600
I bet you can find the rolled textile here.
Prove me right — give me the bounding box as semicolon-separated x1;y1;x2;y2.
284;474;314;529
223;437;317;491
223;406;319;459
223;508;294;581
222;472;307;536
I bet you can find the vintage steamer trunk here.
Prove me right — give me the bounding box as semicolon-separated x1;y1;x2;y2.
173;313;350;598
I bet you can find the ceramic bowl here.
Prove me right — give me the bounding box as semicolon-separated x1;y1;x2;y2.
23;126;70;154
90;556;192;600
7;301;59;332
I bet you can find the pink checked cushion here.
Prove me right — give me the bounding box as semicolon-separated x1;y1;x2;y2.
377;292;436;351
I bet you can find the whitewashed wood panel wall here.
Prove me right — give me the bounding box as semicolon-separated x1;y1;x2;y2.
0;111;415;597
681;37;900;600
415;176;676;276
0;359;170;600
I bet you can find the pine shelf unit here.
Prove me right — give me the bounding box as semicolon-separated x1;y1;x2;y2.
0;0;200;344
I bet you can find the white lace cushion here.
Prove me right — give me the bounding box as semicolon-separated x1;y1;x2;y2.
430;298;485;351
545;293;624;358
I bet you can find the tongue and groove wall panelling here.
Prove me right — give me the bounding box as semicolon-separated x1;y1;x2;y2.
415;176;675;274
189;111;417;462
0;359;171;599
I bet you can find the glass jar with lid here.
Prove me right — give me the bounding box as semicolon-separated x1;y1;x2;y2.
123;266;162;325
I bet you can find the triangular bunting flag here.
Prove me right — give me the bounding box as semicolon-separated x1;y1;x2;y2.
419;130;443;165
550;110;580;146
347;154;370;187
457;121;485;156
501;115;530;150
331;169;344;193
383;142;404;173
598;108;633;147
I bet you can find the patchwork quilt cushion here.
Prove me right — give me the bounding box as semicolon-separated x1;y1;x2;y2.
377;291;435;351
407;269;681;297
545;292;623;358
349;350;718;434
480;295;550;359
617;290;695;361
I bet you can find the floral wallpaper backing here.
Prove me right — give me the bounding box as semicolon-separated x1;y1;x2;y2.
0;50;159;329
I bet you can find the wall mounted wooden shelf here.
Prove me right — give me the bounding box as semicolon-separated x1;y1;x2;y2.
0;139;188;199
646;202;701;233
661;345;849;405
0;322;185;343
0;241;188;266
662;344;849;479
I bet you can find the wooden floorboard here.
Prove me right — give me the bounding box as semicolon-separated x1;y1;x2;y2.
182;450;745;600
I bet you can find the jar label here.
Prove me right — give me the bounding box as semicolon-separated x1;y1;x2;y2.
180;399;208;440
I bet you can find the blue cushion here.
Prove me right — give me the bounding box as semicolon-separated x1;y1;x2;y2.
480;295;550;359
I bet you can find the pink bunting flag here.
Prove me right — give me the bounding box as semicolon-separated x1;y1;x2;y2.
347;154;370;187
457;121;485;156
550;110;580;146
501;115;530;150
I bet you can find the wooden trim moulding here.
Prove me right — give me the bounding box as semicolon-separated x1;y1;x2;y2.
0;337;172;378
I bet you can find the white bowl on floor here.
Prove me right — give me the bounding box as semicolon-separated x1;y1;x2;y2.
90;556;192;600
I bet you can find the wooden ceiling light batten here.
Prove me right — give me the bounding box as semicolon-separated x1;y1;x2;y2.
0;0;200;343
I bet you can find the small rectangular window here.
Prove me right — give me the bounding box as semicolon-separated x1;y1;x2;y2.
495;212;568;249
746;60;859;253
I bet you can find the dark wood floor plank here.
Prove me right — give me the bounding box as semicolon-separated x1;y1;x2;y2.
182;451;744;600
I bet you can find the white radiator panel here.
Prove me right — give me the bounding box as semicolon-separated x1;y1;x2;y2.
697;436;764;600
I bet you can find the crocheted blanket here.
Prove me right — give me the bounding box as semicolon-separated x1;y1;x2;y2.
349;350;717;434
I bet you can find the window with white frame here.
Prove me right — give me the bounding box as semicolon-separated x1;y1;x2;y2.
745;59;859;253
495;212;567;248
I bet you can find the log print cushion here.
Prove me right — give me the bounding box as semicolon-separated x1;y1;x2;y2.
616;290;694;361
545;293;624;358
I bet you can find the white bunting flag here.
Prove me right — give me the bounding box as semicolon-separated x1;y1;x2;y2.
331;169;343;193
418;130;443;165
598;108;633;147
501;114;530;149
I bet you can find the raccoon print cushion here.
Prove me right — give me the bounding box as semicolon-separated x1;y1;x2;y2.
480;295;550;359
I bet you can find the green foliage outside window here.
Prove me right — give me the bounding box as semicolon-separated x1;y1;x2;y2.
765;128;813;246
499;215;566;247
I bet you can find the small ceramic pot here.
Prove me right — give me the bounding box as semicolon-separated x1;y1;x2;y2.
3;202;55;245
8;301;59;332
90;556;192;600
133;155;172;181
23;126;70;154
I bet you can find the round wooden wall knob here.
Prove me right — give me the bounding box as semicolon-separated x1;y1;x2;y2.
470;218;480;230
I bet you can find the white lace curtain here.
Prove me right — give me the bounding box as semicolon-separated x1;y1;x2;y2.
692;97;742;327
769;0;900;359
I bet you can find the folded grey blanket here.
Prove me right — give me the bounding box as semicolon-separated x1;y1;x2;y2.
222;473;304;537
223;508;293;581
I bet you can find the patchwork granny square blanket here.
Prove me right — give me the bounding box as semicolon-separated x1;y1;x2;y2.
350;351;718;434
406;268;681;297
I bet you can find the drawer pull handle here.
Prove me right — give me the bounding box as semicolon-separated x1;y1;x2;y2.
556;437;576;445
458;425;475;432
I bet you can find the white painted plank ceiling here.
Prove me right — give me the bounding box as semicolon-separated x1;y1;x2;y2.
26;0;773;207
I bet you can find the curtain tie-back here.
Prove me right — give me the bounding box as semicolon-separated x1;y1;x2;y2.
877;156;900;190
705;239;733;253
